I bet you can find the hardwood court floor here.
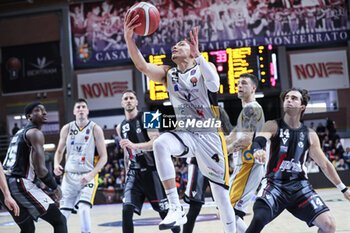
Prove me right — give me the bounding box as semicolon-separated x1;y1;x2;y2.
0;189;349;233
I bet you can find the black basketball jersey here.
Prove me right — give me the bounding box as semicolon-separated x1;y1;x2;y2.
120;112;155;169
266;118;310;182
3;123;37;180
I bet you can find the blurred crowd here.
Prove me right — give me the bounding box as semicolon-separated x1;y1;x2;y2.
70;0;348;52
306;119;349;173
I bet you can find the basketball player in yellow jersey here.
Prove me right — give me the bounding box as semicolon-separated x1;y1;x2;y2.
54;98;107;233
225;73;265;233
124;12;235;233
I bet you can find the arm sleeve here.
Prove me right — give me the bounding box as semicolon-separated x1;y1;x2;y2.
195;55;220;92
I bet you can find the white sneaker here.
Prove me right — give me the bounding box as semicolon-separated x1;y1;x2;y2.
159;205;187;230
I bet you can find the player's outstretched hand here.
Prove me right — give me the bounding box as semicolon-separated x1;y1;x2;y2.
124;9;141;40
4;195;20;216
343;189;350;201
185;27;201;58
53;164;63;176
52;186;62;202
254;149;267;163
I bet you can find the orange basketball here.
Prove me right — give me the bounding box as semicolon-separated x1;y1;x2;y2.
130;2;160;36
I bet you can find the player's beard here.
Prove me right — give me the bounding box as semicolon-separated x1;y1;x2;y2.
126;106;135;113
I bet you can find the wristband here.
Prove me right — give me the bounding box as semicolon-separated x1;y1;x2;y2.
40;172;58;190
336;182;346;192
251;136;267;152
341;187;348;193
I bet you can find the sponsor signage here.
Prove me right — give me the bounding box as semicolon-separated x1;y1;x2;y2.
77;69;132;110
1;42;62;94
289;49;349;91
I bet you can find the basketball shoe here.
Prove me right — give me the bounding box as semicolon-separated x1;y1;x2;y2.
159;205;187;230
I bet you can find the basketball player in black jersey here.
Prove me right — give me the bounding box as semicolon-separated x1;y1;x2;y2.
1;102;67;233
246;89;350;233
116;90;180;233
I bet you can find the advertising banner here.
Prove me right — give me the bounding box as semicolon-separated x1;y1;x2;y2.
1;41;62;94
70;0;350;68
289;49;349;91
77;69;132;110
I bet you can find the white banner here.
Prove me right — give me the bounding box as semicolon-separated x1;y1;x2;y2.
289;49;349;91
77;69;132;110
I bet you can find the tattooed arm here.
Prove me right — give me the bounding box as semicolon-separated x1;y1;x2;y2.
227;102;263;153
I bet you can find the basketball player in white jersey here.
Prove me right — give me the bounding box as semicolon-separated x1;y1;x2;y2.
225;73;265;233
124;12;235;232
54;99;107;233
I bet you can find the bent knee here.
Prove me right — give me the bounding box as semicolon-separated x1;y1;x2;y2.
315;212;336;233
153;137;166;151
323;216;336;233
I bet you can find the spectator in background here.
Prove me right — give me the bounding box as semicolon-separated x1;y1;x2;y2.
335;138;344;155
316;122;327;143
305;157;320;173
336;159;349;171
11;123;20;136
99;175;110;188
175;172;184;196
343;147;350;167
326;119;337;140
310;122;315;130
106;176;115;189
115;169;125;188
322;135;332;152
332;154;341;167
329;148;338;162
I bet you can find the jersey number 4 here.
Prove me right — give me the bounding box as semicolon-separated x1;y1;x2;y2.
211;154;220;163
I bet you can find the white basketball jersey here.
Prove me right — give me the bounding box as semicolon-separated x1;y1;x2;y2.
65;121;96;173
166;65;219;132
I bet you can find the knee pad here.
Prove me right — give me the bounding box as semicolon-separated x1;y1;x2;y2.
252;200;272;225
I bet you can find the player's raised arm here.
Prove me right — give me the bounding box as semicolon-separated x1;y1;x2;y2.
308;129;350;201
185;27;220;92
124;9;170;84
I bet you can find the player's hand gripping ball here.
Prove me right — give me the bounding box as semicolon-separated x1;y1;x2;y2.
130;2;160;36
